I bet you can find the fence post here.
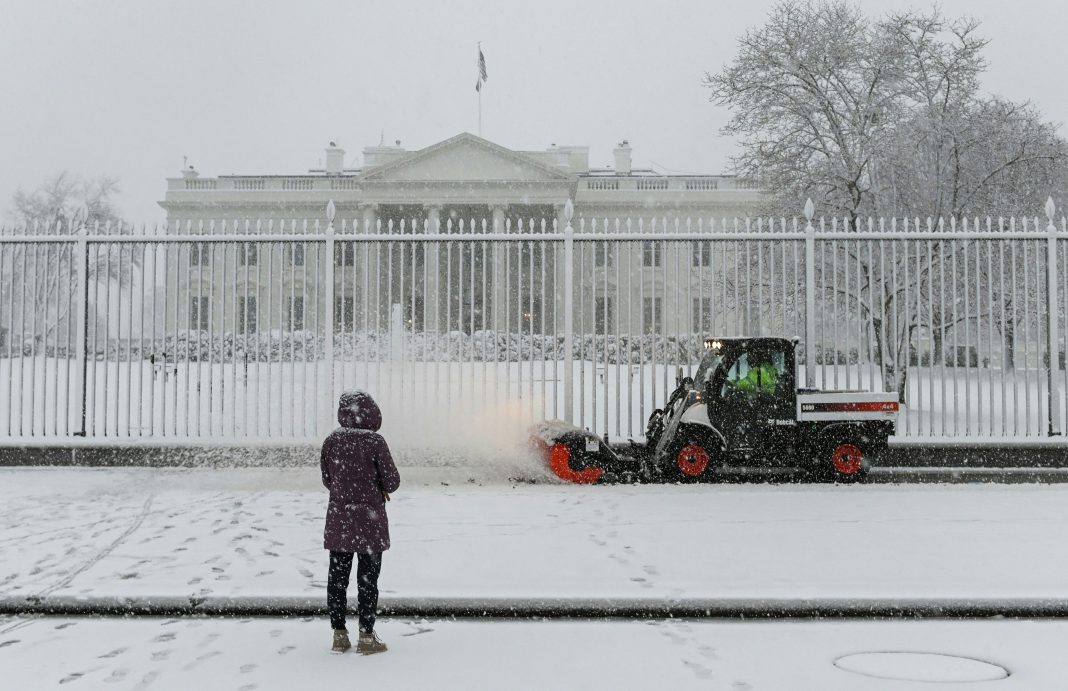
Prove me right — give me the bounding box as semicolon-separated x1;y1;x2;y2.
74;209;89;436
323;200;336;436
563;199;575;424
803;198;817;388
1046;197;1061;435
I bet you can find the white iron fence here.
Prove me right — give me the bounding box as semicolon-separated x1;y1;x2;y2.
2;199;1067;446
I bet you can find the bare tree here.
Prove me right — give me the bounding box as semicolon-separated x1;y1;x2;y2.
1;173;130;353
704;1;1068;398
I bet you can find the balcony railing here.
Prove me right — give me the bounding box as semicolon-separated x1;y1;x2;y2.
176;177;361;192
581;176;760;192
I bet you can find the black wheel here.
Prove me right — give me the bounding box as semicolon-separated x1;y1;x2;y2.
665;440;715;483
814;440;869;483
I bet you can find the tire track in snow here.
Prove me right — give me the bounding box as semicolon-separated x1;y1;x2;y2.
35;496;155;600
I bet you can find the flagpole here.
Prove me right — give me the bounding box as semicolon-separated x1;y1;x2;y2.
477;42;482;137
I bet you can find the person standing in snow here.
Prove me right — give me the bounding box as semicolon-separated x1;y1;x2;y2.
321;390;401;654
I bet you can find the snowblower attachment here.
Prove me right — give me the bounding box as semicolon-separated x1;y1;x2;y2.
529;420;640;484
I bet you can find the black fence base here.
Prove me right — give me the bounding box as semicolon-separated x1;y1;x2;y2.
3;596;1067;620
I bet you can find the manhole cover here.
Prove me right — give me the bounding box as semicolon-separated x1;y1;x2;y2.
834;652;1009;682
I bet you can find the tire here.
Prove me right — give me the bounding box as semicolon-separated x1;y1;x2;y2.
669;442;714;482
817;440;869;483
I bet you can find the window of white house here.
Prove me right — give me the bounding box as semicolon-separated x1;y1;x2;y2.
335;295;355;331
288;296;305;330
189;296;209;330
238;296;257;334
288;243;305;266
189;242;211;267
593;241;613;268
642;240;661;267
335;242;355;267
238;243;258;267
642;296;662;334
693;297;712;331
692;241;712;267
595;296;615;333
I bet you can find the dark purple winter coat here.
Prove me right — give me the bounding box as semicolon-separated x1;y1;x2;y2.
321;391;401;554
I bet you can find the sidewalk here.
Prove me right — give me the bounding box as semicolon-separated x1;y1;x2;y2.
1;616;1063;689
2;466;1067;604
3;466;1068;689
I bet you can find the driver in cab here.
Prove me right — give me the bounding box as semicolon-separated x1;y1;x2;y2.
731;352;780;398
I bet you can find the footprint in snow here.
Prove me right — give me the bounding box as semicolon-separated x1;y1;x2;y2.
269;629;283;638
0;639;19;649
98;647;127;659
150;650;171;662
181;651;221;671
277;645;296;656
240;663;258;673
132;670;160;690
197;632;220;648
104;668;129;683
682;659;715;680
153;632;176;643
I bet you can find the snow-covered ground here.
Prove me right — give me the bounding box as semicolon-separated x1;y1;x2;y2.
2;617;1063;690
2;466;1067;689
2;467;1067;601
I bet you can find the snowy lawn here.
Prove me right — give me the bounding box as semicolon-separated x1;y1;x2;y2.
0;616;1063;690
1;467;1067;602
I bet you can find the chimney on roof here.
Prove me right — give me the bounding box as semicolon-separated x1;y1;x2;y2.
181;164;199;179
613;140;632;175
325;141;345;174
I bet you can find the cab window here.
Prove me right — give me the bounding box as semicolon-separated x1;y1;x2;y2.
720;349;787;397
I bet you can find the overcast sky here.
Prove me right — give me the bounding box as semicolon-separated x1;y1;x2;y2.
2;0;1067;223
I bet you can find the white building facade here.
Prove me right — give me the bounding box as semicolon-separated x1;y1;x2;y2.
158;133;763;337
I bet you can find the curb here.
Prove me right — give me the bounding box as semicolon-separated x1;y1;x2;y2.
3;596;1068;619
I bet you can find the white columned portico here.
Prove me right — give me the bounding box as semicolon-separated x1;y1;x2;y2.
554;203;569;339
360;204;380;332
425;205;442;332
492;205;509;329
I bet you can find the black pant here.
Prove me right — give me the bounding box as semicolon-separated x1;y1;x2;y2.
328;551;382;633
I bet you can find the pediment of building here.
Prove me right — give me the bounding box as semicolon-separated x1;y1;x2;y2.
359;132;574;184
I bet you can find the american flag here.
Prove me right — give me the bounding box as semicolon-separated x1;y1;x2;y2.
476;46;488;92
